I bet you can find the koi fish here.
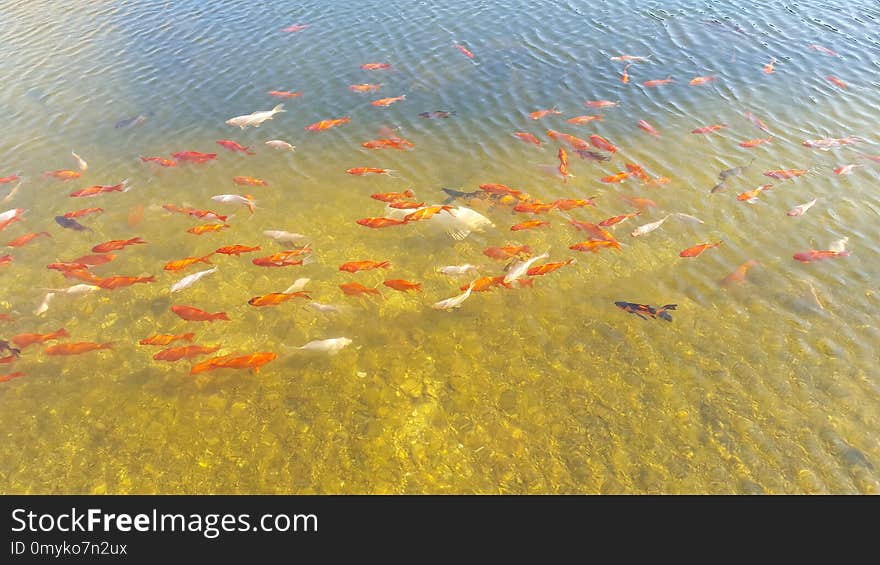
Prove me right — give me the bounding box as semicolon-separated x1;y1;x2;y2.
763;169;807;180
599;212;640;227
689;76;716;86
225;104;285;129
140;156;177;167
453;42;475;59
720;259;759;286
361;137;413;149
419;110;455;119
267;90;302;98
383;279;421;292
339;260;391;273
212;194;256;214
92;237;146;253
461;276;513;292
403;205;454;222
554;198;596;211
620;63;630;84
187;223;230;235
340;282;381;296
484;245;532;260
438;264;479;276
793;249;851;263
809;44;839;57
763;58;776;74
680;241;723;258
833;164;861;175
12;328;69;349
248;290;311;307
232;176;268;187
63;207;104;218
547;130;590;151
265;140;296;151
527;258;575;277
72;253;115;266
584;100;619;108
165;205;228;222
96;275;156;290
642;77;673;87
786;198;818;216
567;115;602;125
69;181;129;198
737;184;773;203
589;134;617;152
479;183;527;199
826;76;847;89
739;137;772;148
70;151;88;171
0;254;11;266
802;136;861;150
558;146;571;182
45;342;114;356
263;230;309;244
139;333;195;346
347;167;394;176
356;217;409;228
349;83;383;93
154;345;222;362
191;352;277;375
601;172;631;184
297;338;352;355
692;124;727;134
511;220;550;231
573;148;611;161
371;189;414;202
169;267;216;293
610;55;650;62
281;24;309;32
171;305;229;322
172;151;217;163
215;245;260;256
569;239;619;253
371;95;406;107
388;201;425;210
361;63;391;70
252;250;310;267
432;282;475;311
6;231;51;248
567;220;617;242
529;107;561;120
0;175;20;184
217;140;255;155
637;119;660;137
744;111;770;132
615;301;676;321
513;201;556;214
44;169;81;181
631;215;671;237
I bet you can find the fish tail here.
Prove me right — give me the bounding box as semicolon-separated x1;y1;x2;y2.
99;342;115;350
213;312;230;322
660;304;678;311
57;328;70;338
130;237;147;245
272;103;285;114
145;276;157;283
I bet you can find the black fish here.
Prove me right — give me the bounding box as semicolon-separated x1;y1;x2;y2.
441;187;482;204
573;148;611;162
710;180;728;194
0;339;21;357
718;158;755;181
55;216;92;232
614;301;677;322
115;111;154;129
419;110;456;119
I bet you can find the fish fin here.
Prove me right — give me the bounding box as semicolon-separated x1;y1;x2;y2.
635;313;648;320
661;304;678;311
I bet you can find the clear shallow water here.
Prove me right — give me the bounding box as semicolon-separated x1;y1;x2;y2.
0;0;878;493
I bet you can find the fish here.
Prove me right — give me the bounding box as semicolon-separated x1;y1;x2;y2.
744;111;770;133
42;283;100;295
584;100;619;108
339;260;391;273
232;176;268;187
504;252;549;284
187;223;231;235
511;219;550;231
610;55;650;62
389;201;426;211
601;172;631;184
140;156;177;167
154;345;222;362
719;158;755;180
620;63;630;84
479;183;528;199
826;76;847;89
680;241;723;258
356;217;409;228
614;301;677;322
307;302;345;314
432;282;476;311
737;184;773;203
568;220;617;241
631;215;671;237
212;194;256;214
828;237;849;253
438;264;479;276
298;338;353;355
802;136;861;150
361;63;391;70
599;212;641;227
553;198;596;211
557;146;571;182
763;169;807;180
453;42;475;59
115;112;153;128
248;290;311;307
217;140;255;155
833;164;861;175
71;151;88;171
267;90;302;99
529;107;561;120
793;249;851;263
589;134;617;152
34;292;55;316
190;352;276;375
340;282;381;296
763;58;776;74
45;342;114;356
281;23;309;32
139;333;195;346
808;44;839;57
569;239;619;253
361;137;414;150
169;267;217;293
0;175;20;184
689;76;716;86
513;132;542;146
637;119;660;137
347;167;394;176
171;305;230;322
484;245;532;260
786;198;818;216
69;180;129;198
382;279;422;293
513;201;556;214
305;117;351;132
6;231;51;248
739;137;772;148
63;207;104;219
215;245;260;256
96;275;156;290
12;328;70;349
2;180;21;204
172;151;217;163
710;181;728;194
225;104;285;129
642;77;674;87
350;83;384;93
0;371;25;382
371;95;405;107
263;230;309;244
573;148;611;161
461;276;513;292
252;250;310;267
265;140;296;151
92;237;146;253
0;254;11;267
720;259;759;286
526;258;575;277
692;124;727;134
567;115;602;125
419;110;455;119
44;169;81;181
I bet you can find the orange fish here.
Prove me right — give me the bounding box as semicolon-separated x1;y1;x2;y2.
92;237;146;253
349;83;383;92
739;137;773;148
642;77;674;87
403;205;453;222
620;63;630;84
127;205;144;228
527;258;575;277
139;333;195;346
637;119;660;137
689;76;716;86
356;217;409;228
95;275;156;290
737;184;773;203
251;250;309;267
513;132;542;146
599;212;641;227
215;245;260;256
547;129;590;150
69;182;127;198
281;24;309;32
460;276;510;292
154;345;221;362
63;207;104;219
304;117;351;131
361;63;391;70
569;239;619;253
140;156;177;167
190;352;277;375
44;342;114;356
691;124;727;134
529;107;561;120
72;253;115;266
720;259;759;286
267;90;302;98
558;146;571;181
0;174;20;184
7;231;51;248
371;189;414;202
553;198;596;211
43;170;81;181
383;279;422;292
763;58;776;74
12;328;70;349
453;43;475;59
513;201;556;214
247;291;311;307
171;305;230;322
566;115;603;125
625;162;649;180
371;95;406;107
601;172;631;184
584;100;619;108
763;169;807;180
347;167;393;176
620;194;658;209
164;255;213;271
46;261;89;273
826;75;847;89
187;223;231;235
0;372;25;383
744;111;770;133
388;201;426;209
680;241;723;258
217;140;256;155
339;260;391;273
0;254;12;267
589;134;617;152
340;282;381;296
483;245;532;260
361;137;413;149
60;269;101;284
164;205;227;222
232;175;268;187
172;151;217;163
479;183;527;198
793;249;851;263
511;219;550;231
567;220;615;241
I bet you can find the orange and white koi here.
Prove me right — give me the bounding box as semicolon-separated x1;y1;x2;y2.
786;198;818;216
212;193;256;214
737;184;773;203
834;164;861;175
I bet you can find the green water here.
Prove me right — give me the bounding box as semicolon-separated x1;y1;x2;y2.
0;0;878;493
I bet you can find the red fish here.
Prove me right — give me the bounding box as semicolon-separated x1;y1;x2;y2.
383;279;422;292
187;223;230;235
340;282;381;296
71;253;115;266
247;291;311;307
356;217;409;228
527;258;575;277
513;201;556;214
601;172;631;184
599;212;640;227
361;63;391;70
744;111;770;133
371;189;414;202
45;342;114;356
6;231;51;248
12;328;69;349
619;194;657;209
154;345;222;362
95;275;156;290
826;76;847;89
529;108;561;120
361;137;413;149
689;76;716;86
0;255;11;267
251;250;309;267
691;124;727;134
737;184;773;203
172;151;217;163
0;372;25;383
267;90;302;98
558;146;571;182
63;207;104;218
479;183;527;198
483;245;531;260
92;237;146;253
793;249;851;263
547;130;590;150
763;58;776;74
69;182;127;198
190;352;276;375
215;245;261;256
281;24;309;32
217;140;256;155
739;137;773;148
569;239;619;253
0;174;20;184
388;201;425;210
44;170;81;181
620;63;631;84
637;119;660;137
513;132;542;146
232;175;268;186
553;198;595;211
642;77;674;87
140;156;177;167
680;241;723;258
339;260;391;273
589;134;617;152
347;167;394;176
171;305;230;322
453;43;475;59
139;333;195;346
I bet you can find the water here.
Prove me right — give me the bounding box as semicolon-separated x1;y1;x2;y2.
1;0;878;494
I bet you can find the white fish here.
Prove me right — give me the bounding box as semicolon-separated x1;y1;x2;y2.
438;264;480;276
829;237;849;253
786;198;818;217
0;208;24;223
284;278;310;293
35;292;55;316
503;251;549;285
71;151;88;171
387;204;494;240
631;215;671;237
212;194;256;214
265;139;296;151
298;337;352;355
433;282;476;311
42;284;99;295
225;104;285;129
170;267;217;293
308;302;345;313
2;181;20;204
264;229;309;244
673;212;705;224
